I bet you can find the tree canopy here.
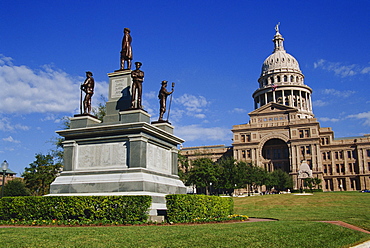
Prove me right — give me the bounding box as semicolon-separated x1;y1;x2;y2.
22;153;63;196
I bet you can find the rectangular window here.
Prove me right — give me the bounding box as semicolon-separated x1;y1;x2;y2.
367;149;370;157
322;152;326;160
347;151;352;159
335;152;339;160
306;146;311;155
247;149;251;158
341;164;345;173
242;150;246;159
299;130;304;138
336;164;340;173
304;129;310;137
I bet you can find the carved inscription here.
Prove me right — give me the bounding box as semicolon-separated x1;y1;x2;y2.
147;143;171;174
111;78;128;99
77;142;127;170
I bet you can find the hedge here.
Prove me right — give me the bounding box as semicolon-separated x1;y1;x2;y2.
166;194;234;223
0;195;151;224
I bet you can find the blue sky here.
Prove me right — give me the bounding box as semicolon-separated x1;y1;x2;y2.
1;1;369;175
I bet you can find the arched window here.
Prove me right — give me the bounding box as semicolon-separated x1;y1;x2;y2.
284;75;287;82
290;75;294;82
277;76;280;82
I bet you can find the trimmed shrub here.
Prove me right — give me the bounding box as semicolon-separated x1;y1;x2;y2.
0;195;151;224
166;194;234;223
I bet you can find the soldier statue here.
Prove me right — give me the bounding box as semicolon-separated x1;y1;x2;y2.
120;28;133;70
80;71;95;114
158;81;174;121
130;62;144;109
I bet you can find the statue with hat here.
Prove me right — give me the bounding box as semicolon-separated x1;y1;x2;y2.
158;80;174;121
80;71;95;114
120;28;133;70
130;62;144;109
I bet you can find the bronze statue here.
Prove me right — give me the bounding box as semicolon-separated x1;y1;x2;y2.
120;28;133;70
158;81;174;121
130;62;144;109
80;71;95;114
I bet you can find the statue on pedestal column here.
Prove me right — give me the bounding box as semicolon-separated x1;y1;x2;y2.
80;71;95;114
130;62;144;109
158;81;174;121
120;28;133;70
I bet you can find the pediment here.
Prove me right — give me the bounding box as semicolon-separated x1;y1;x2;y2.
249;102;297;116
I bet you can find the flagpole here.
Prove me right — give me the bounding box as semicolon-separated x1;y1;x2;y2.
166;82;175;121
80;85;83;114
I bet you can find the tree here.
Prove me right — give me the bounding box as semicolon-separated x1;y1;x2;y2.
242;165;269;194
4;178;30;196
22;153;63;196
178;154;191;185
304;177;322;192
187;158;219;195
217;157;238;193
268;169;293;191
92;94;107;122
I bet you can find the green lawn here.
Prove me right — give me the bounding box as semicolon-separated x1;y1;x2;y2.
0;192;369;248
234;191;370;231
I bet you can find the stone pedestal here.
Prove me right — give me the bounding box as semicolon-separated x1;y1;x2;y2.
49;70;186;217
104;70;133;123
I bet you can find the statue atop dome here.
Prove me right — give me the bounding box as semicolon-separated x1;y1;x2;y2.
275;22;280;33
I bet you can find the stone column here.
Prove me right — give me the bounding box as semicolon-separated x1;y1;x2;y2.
357;148;364;174
344;177;350;191
264;93;268;106
62;140;77;171
128;136;148;168
332;178;339;191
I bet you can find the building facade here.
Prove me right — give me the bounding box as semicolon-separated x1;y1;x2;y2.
180;27;370;192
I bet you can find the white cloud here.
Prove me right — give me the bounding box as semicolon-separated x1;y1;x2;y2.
144;91;156;100
0;55;107;114
0;117;30;131
318;117;340;122
175;124;230;143
314;59;370;77
174;94;208;118
312;100;327;107
3;136;21;143
321;89;355;98
347;111;370;126
231;108;247;113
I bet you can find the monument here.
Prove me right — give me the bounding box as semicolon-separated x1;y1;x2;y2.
49;28;186;218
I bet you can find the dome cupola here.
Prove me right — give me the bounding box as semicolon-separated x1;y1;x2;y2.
252;24;314;119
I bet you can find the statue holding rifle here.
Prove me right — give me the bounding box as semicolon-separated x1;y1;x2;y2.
158;81;174;122
80;71;95;114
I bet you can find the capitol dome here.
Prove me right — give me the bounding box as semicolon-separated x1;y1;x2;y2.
252;24;314;119
260;28;301;77
261;50;301;76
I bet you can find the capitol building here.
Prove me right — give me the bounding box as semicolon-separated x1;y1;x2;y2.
180;26;370;192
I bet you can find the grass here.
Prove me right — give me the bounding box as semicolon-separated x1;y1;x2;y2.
0;192;369;247
234;191;370;230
